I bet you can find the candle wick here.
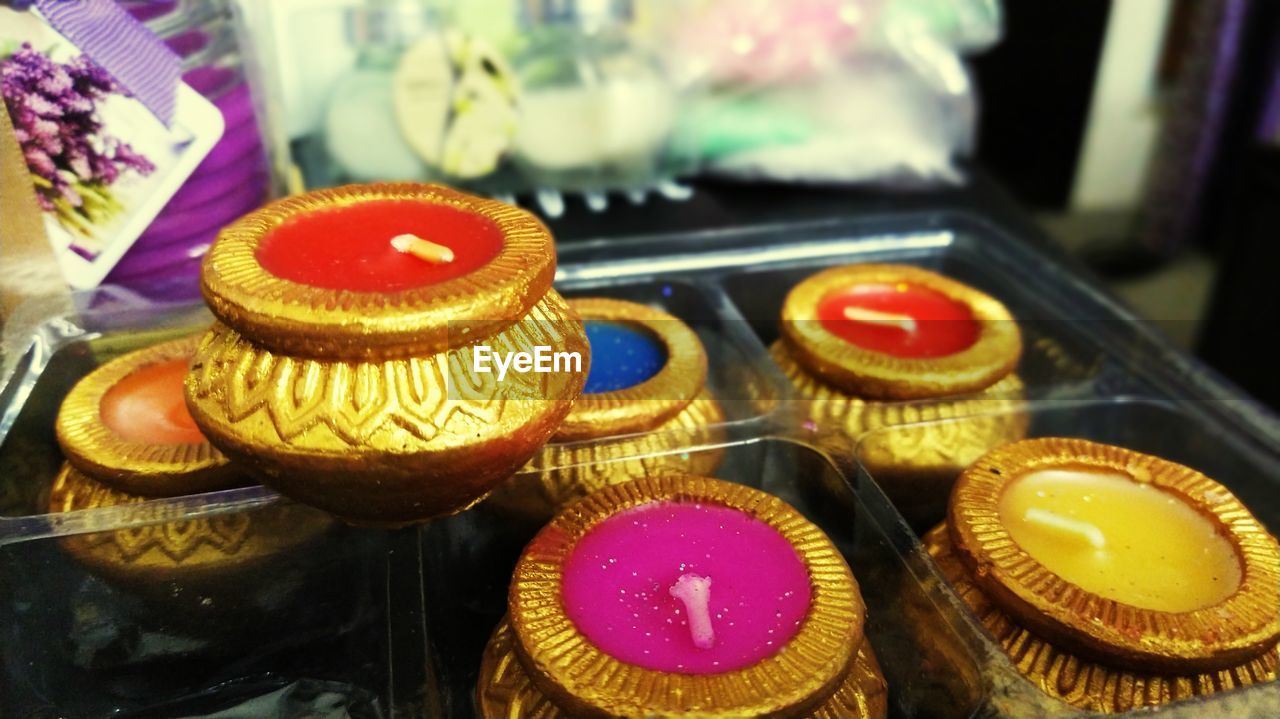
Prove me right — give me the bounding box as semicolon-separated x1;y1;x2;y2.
1023;508;1106;550
669;573;715;649
842;305;917;333
390;234;455;264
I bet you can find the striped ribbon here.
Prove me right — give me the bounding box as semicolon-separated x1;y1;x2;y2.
34;0;182;125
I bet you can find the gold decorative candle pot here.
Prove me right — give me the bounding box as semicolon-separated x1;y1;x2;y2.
485;298;725;523
925;438;1280;713
478;475;888;718
185;184;589;525
49;337;334;622
775;264;1026;523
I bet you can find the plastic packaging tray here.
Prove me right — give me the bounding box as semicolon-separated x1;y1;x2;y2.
1;212;1277;717
853;399;1280;718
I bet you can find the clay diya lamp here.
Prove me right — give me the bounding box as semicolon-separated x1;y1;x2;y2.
477;474;888;718
186;183;589;525
774;264;1026;524
485;298;725;523
55;334;241;496
50;336;336;626
924;437;1280;713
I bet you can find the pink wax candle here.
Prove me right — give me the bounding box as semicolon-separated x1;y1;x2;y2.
560;501;812;674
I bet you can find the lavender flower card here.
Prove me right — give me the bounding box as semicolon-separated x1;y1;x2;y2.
1;7;223;289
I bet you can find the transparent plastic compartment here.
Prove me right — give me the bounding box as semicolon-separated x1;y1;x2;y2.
0;273;786;716
1;213;1277;717
852;398;1280;717
418;433;986;719
0;305;429;715
0;505;415;718
561;217;1177;404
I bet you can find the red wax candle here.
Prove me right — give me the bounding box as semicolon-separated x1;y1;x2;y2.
817;283;979;358
256;199;503;292
561;501;811;674
99;360;206;445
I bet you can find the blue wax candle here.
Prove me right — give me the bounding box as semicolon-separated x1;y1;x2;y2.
583;321;667;394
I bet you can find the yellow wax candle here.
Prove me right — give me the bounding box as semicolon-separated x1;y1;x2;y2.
999;468;1241;613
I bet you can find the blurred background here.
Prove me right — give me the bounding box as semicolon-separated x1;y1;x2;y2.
4;0;1279;407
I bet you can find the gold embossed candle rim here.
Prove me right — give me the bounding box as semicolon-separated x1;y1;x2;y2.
780;264;1021;400
200;183;556;360
507;475;866;718
55;334;238;496
554;298;708;441
478;617;889;719
949;438;1280;674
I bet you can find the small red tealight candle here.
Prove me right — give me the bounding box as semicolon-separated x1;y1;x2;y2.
100;359;206;445
779;263;1022;401
256;198;502;292
817;283;979;358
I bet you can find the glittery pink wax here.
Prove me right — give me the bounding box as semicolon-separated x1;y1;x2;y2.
561;501;812;674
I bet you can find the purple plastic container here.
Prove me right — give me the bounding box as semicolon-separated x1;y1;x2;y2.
106;22;271;300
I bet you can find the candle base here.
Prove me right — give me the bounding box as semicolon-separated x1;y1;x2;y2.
922;524;1280;714
477;618;888;719
48;463;335;632
772;339;1026;526
186;289;588;526
482;298;722;524
482;389;725;524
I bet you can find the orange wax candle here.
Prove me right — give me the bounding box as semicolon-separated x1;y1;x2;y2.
100;359;206;445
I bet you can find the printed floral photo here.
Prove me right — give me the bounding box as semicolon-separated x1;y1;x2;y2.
0;7;221;289
1;42;156;251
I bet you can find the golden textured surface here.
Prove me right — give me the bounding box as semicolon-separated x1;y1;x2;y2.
773;339;1026;521
201;183;556;360
924;524;1280;713
477;618;888;719
484;389;726;523
48;463;333;596
553;298;708;441
186;289;588;525
508;475;866;718
54;334;239;496
949;438;1280;674
779;264;1022;400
